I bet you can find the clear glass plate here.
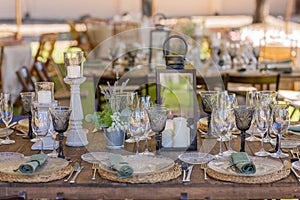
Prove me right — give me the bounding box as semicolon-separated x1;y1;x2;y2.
270;138;300;149
0;128;14;137
178;152;215;164
99;155;174;175
81;152;114;163
208;156;283;177
0;157;69;175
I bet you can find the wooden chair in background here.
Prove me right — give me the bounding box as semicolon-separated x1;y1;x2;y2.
33;33;67;91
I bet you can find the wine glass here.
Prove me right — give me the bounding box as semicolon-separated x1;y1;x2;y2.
50;106;72;159
233;105;254;152
198;91;219;138
129;107;147;155
140;96;153;155
211;108;231;157
20;92;35;139
223;108;236;156
270;101;290;159
245;90;260;142
1;93;14;144
31;103;51;154
146;105;168;152
254;105;270;157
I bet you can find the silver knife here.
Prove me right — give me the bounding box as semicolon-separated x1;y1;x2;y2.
70;166;84;184
184;165;194;182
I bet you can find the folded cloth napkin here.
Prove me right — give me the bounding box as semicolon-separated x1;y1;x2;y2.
230;152;256;174
18;154;48;174
108;154;134;178
288;125;300;132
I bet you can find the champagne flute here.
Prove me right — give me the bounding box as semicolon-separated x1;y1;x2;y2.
31;103;51;154
140;96;153;155
1;93;15;144
254;105;270;156
245;90;260;142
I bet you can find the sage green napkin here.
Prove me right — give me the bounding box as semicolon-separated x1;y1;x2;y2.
108;154;134;178
230;152;256;174
18;154;48;174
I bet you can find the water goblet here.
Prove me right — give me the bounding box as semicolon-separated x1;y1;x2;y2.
31;103;51;153
1;93;15;144
20;92;35;139
146;105;168;152
211;108;231;157
50;106;72;159
198;91;219;138
233;105;254;152
129;107;147;155
254;106;270;157
270;101;290;158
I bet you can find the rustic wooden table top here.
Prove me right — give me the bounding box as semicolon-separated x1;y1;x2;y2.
0;122;300;200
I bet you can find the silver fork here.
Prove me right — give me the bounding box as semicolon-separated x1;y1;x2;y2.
91;163;98;181
200;163;208;181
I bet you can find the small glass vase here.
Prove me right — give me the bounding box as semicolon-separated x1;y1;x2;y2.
103;128;125;149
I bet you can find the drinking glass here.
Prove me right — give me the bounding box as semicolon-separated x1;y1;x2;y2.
270;101;290;158
254;106;270;156
129;108;147;155
223;108;236;156
31;104;51;153
245;90;260;142
50;106;72;159
20;92;35;139
198;91;219;138
211;108;231;157
147;105;168;152
140;96;153;155
257;90;278;143
233;105;254;152
1;93;15;144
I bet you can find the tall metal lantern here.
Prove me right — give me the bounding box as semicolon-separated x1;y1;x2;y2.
156;35;198;151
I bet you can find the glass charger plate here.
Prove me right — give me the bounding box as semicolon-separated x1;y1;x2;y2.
208;156;283;177
18;119;29;127
270;138;300;148
81;152;114;163
99;155;174;175
178;152;215;164
0;128;14;137
0;157;69;175
0;152;24;161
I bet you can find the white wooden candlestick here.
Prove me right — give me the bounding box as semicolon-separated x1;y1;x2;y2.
64;77;88;146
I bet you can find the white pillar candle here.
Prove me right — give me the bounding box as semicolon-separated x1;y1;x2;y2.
37;91;52;104
162;119;174;148
173;117;190;148
67;65;81;78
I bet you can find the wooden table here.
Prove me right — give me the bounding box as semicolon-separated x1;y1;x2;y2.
0;122;300;200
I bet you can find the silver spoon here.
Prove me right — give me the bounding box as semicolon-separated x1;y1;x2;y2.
64;162;79;183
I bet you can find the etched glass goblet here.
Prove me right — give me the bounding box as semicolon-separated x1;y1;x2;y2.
233;105;254;152
50;106;72;159
146;105;168;152
198;91;219;138
20;92;35;139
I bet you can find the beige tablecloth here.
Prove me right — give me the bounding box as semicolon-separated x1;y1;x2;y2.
1;41;33;102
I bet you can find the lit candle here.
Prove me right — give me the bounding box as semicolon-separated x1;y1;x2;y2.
37;91;52;104
67;65;81;78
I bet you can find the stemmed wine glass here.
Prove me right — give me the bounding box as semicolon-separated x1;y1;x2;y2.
50;106;72;159
233;105;254;152
198;91;219;138
140;96;153;155
245;90;260;142
129;106;147;155
1;93;15;144
223;108;236;156
20;92;35;139
146;105;168;152
254;105;270;156
270;101;290;158
31;103;51;153
211;107;231;157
